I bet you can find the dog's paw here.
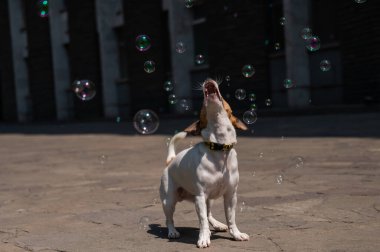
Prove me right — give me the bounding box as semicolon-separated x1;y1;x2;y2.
232;232;249;241
197;231;211;248
168;228;180;239
211;222;228;232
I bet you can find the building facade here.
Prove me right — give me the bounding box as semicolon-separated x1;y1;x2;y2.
0;0;379;122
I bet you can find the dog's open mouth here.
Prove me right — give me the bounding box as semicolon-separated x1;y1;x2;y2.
203;81;221;101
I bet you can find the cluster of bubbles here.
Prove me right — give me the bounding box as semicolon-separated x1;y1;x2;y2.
133;109;160;134
37;0;49;18
71;80;96;101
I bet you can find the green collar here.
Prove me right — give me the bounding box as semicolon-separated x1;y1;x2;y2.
204;141;234;151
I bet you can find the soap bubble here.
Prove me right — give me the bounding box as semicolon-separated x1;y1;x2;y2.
135;35;151;52
144;60;156;73
98;154;108;165
259;152;264;158
306;36;321;52
235;89;246;100
284;78;295;89
133;109;159;135
179;99;191;111
175;42;186;54
225;75;231;82
168;94;178;104
248;93;256;102
320;60;332;72
243;110;257;124
185;0;194;8
265;98;272;107
138;216;150;230
274;43;281;50
276;175;283;184
239;201;246;212
279;17;285;26
294;156;305;168
116;117;121;123
37;0;49;18
249;103;257;111
164;81;174;92
242;65;255;78
195;54;205;65
72;80;96;101
300;28;313;40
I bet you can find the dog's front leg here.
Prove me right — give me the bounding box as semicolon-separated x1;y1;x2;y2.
223;190;249;241
195;194;211;248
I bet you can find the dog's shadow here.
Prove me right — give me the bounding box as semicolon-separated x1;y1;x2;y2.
147;224;232;245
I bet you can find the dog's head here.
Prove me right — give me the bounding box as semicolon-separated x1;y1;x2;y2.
184;78;248;135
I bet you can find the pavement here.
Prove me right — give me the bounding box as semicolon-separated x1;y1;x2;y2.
0;112;379;252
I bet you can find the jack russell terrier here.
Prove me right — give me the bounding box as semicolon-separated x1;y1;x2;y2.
160;78;249;248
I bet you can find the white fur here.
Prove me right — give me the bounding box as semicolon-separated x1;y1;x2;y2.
160;80;249;248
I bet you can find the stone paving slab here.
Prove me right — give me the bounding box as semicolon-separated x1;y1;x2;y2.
0;113;379;251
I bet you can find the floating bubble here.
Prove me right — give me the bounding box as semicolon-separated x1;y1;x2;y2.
306;36;321;52
249;103;257;111
116;117;121;123
168;94;178;104
242;65;255;78
195;54;205;65
264;39;270;46
235;89;246;100
225;75;231;82
37;0;49;18
164;81;174;92
144;60;156;73
179;99;191;111
354;0;367;3
133;109;159;135
135;35;151;52
138;216;150;230
185;0;194;8
276;175;283;184
300;28;313;40
259;152;264;158
274;43;281;51
99;154;108;165
320;59;332;72
248;93;256;102
279;17;286;26
243;110;257;124
239;201;246;212
152;198;160;205
72;80;96;101
294;156;305;168
175;42;186;54
165;137;171;147
265;98;272;107
284;78;295;89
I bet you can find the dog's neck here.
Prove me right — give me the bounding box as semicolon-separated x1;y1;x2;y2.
201;105;237;145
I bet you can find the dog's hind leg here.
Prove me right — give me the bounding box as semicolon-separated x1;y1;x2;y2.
160;171;180;239
207;199;228;232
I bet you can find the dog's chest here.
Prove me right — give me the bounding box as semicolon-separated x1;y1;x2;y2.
205;171;230;199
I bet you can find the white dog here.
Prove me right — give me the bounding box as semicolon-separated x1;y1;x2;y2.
159;79;249;248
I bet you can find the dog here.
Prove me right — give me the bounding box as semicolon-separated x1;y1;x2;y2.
160;78;249;248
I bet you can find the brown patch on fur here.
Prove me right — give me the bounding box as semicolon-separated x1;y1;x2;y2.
184;98;247;135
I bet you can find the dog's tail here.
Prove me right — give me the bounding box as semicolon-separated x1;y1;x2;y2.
166;131;187;165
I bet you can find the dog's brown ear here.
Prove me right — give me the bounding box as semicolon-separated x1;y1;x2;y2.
231;115;248;131
184;120;201;135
